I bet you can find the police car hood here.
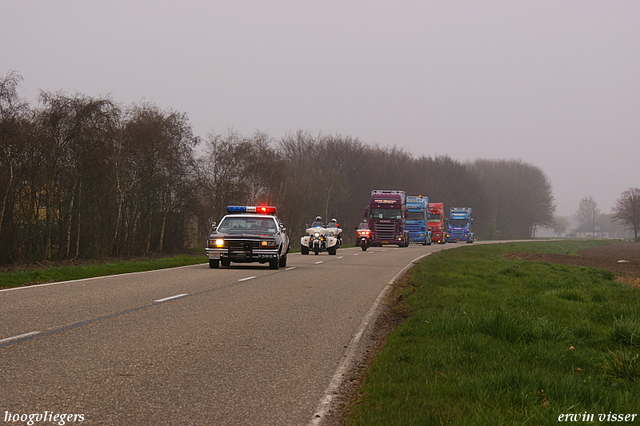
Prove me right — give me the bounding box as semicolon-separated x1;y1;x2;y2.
212;231;275;238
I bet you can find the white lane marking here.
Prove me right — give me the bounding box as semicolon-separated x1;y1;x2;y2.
238;276;257;282
0;331;41;344
314;261;323;264
337;256;344;259
154;294;188;303
353;253;359;256
285;267;296;271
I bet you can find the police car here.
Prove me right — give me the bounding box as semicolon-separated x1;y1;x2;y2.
206;206;290;269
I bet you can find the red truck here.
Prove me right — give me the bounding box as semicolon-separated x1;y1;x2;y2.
428;202;446;244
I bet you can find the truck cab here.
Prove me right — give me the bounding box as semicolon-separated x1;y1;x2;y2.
366;190;409;247
446;207;474;243
428;202;446;244
406;195;431;245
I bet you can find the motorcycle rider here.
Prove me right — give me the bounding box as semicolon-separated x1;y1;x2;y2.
311;216;324;228
356;219;370;250
327;218;342;245
357;219;369;229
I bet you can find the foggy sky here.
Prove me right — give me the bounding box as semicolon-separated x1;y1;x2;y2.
2;0;638;217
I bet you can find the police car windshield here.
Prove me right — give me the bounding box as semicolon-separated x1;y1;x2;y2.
218;217;277;235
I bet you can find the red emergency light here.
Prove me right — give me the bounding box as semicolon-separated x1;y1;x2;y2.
227;206;277;214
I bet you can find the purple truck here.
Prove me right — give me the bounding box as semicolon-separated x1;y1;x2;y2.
365;190;409;247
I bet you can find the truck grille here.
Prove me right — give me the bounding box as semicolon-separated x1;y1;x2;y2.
374;223;397;239
405;223;421;233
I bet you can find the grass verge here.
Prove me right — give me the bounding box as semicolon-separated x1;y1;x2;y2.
346;240;640;425
0;253;207;289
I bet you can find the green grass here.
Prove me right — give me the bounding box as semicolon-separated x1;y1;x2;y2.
0;252;208;289
347;240;640;425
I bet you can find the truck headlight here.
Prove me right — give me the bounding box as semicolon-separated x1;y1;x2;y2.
261;240;275;247
215;239;225;248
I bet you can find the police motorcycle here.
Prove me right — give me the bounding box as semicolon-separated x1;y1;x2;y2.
355;220;371;251
300;217;341;255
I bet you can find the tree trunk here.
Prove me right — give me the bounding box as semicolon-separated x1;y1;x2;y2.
111;192;124;255
0;163;12;240
65;180;77;258
74;181;82;259
159;211;167;253
44;180;53;261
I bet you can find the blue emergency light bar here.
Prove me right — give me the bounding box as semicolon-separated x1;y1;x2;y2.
227;206;277;214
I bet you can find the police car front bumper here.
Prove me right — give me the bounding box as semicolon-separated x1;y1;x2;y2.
205;248;279;261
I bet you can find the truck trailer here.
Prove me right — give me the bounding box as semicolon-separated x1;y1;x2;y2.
406;195;430;245
446;207;474;243
366;190;409;247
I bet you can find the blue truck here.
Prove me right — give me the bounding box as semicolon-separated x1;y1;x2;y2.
446;207;474;243
406;195;431;245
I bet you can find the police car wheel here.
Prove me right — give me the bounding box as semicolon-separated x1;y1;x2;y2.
269;257;279;269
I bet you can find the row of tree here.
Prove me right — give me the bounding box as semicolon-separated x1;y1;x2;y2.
1;71;559;264
556;193;640;242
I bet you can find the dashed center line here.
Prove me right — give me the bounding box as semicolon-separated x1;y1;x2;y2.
315;261;324;264
238;276;257;282
0;331;41;344
154;294;188;303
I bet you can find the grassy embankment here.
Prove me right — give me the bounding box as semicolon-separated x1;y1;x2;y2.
347;240;640;425
0;251;208;289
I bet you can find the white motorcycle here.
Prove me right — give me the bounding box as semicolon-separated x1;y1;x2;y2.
300;226;341;255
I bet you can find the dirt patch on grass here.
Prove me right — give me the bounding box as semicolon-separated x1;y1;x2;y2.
505;242;640;282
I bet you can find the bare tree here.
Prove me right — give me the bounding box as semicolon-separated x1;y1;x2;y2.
612;188;640;242
119;103;198;254
0;71;29;254
471;159;555;239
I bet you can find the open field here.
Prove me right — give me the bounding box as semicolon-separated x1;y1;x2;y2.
344;240;640;426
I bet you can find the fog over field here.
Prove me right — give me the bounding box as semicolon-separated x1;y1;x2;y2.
2;1;638;217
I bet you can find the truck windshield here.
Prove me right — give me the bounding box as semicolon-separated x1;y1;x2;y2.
449;219;469;227
406;211;425;220
369;208;403;220
217;217;278;235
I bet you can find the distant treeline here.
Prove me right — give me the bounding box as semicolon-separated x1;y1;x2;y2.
0;71;555;263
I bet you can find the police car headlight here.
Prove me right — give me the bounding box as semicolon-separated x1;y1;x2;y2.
215;239;225;248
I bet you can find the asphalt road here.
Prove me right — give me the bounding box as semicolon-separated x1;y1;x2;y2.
0;242;470;425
